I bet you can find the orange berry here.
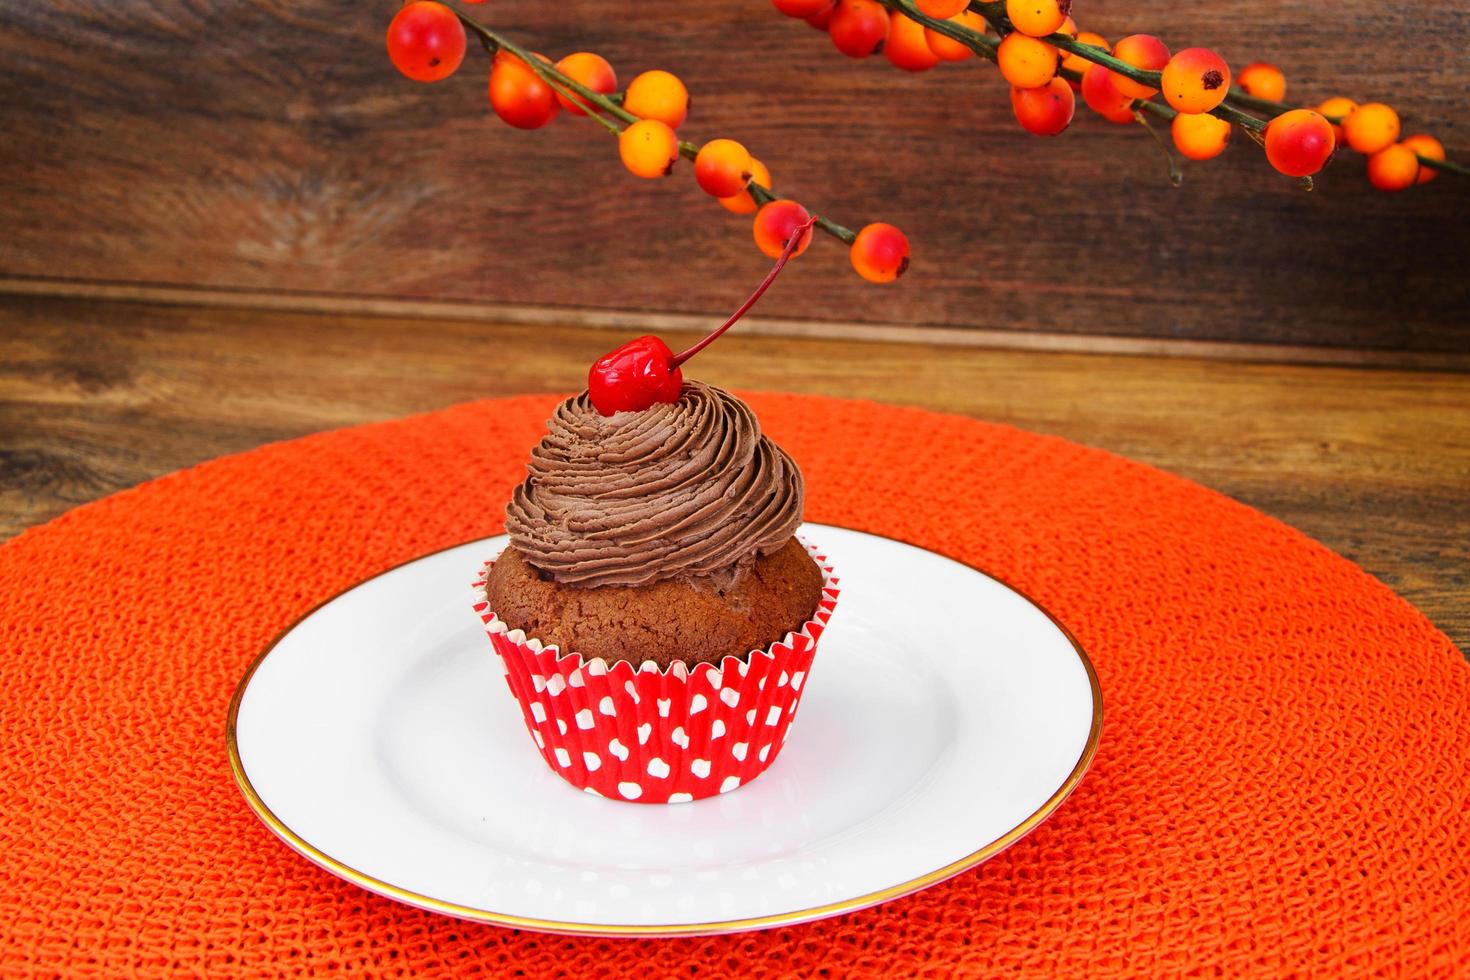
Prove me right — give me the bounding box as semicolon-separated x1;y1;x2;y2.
623;70;690;129
1400;133;1444;184
828;0;889;58
386;1;466;84
618;119;680;179
915;0;968;15
1059;31;1108;77
1080;63;1134;124
488;52;560;130
694;139;753;198
772;0;832;15
1010;77;1075;136
1160;48;1230;114
753;201;814;260
1171;112;1231;161
1111;34;1169;99
997;33;1058;89
1263;109;1335;177
719;158;772;214
553;52;616;116
1006;0;1072;38
1342;102;1400;155
1055;16;1077;40
1236;62;1285;102
1366;143;1419;192
925;10;986;61
850;223;911;283
1316;96;1358;145
886;11;940;71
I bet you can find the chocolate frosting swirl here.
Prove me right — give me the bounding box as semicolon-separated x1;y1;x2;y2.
505;382;804;588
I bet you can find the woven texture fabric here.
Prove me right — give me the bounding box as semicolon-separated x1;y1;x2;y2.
1;393;1465;977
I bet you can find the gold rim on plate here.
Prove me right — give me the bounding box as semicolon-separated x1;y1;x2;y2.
226;525;1104;937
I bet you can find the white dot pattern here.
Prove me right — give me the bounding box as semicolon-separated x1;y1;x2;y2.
475;543;838;804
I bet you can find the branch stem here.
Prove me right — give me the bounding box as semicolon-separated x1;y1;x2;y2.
449;4;859;243
893;0;1268;133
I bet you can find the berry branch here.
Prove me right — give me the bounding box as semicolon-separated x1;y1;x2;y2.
456;11;861;242
896;0;1268;131
387;1;911;283
793;0;1460;190
969;0;1459;175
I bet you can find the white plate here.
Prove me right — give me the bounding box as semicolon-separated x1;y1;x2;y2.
228;524;1101;936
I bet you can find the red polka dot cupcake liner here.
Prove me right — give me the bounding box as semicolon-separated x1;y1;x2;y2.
471;541;839;804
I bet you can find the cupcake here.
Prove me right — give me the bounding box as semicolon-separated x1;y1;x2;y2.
472;381;838;803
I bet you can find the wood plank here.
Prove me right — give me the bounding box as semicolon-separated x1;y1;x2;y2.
1;2;1469;351
2;295;1465;654
6;276;1470;370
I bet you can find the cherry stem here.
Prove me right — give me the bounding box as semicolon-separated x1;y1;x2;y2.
671;216;818;368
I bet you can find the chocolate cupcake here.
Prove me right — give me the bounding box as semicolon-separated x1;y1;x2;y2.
472;383;839;804
486;381;825;668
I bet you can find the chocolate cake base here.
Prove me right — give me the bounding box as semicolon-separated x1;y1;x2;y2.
484;537;825;669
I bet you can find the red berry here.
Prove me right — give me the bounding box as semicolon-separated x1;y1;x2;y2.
916;0;969;16
1316;97;1358;146
623;70;691;130
1111;34;1169;99
1011;77;1075;136
997;33;1059;89
753;201;814;259
1236;62;1286;102
886;11;941;71
386;2;466;83
1171;112;1231;160
488;52;560;130
1160;48;1230;114
1264;109;1336;177
588;336;683;416
1400;133;1444;184
924;10;986;61
695;139;754;198
619;119;680;179
829;0;889;58
553;52;616;116
1060;31;1109;77
1080;64;1135;124
850;223;910;283
1366;143;1419;192
1005;0;1071;38
772;0;832;15
807;2;838;28
719;158;772;215
1342;103;1400;155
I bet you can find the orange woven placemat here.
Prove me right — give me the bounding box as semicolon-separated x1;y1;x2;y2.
2;393;1466;977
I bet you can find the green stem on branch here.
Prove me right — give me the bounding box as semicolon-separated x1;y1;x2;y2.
1210;100;1267;133
1224;87;1288;118
447;4;859;244
1418;155;1470;177
971;0;1466;177
893;0;1267;134
1134;110;1183;186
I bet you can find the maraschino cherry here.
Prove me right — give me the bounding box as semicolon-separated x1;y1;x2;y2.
588;215;817;415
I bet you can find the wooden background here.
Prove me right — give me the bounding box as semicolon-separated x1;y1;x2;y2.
4;295;1467;652
2;0;1469;353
